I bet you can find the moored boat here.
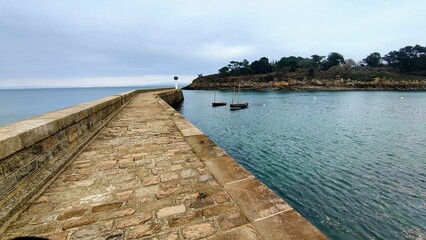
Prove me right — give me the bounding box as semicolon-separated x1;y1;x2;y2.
212;102;227;107
212;91;227;107
230;84;249;111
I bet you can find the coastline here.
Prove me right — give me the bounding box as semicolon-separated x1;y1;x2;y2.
183;81;426;91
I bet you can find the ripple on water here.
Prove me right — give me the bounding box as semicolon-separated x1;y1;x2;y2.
181;90;426;240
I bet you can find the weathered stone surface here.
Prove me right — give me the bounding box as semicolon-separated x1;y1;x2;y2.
184;135;229;161
224;177;292;221
160;171;179;182
217;211;249;230
62;216;98;230
0;132;23;160
157;204;186;218
202;204;238;218
141;175;160;186
180;168;198;179
204;156;252;185
253;210;328;240
127;223;161;239
44;230;69;240
212;191;231;204
115;190;133;201
115;214;152;229
100;207;135;220
56;209;87;220
92;202;123;213
209;224;262;240
168;211;203;228
71;225;102;238
182;222;215;240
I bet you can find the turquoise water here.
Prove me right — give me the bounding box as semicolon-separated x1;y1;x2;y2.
179;90;426;240
0;87;161;126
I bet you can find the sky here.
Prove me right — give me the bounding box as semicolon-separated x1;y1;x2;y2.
0;0;425;88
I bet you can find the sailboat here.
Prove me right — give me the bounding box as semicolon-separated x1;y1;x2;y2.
212;91;227;107
230;84;249;110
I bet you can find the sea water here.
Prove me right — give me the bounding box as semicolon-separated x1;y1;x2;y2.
179;90;426;240
0;87;157;126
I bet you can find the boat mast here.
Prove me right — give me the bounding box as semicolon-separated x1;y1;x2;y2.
237;83;240;104
214;91;216;103
232;86;235;104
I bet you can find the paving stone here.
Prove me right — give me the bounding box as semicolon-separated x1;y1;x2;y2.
134;185;159;197
182;222;215;240
204;156;252;185
92;202;123;213
180;168;198;179
224;177;292;221
202;204;239;218
253;210;328;240
188;196;215;209
100;208;136;220
217;211;249;230
62;216;99;230
141;175;160;186
115;190;133;201
168;211;203;228
71;225;102;238
212;191;231;204
166;232;179;240
160;171;180;182
139;197;174;213
44;230;69;240
115;213;152;229
208;224;262;240
157;204;186;218
56;209;87;220
127;223;161;239
198;173;213;182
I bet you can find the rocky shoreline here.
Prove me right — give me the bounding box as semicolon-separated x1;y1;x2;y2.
183;76;426;91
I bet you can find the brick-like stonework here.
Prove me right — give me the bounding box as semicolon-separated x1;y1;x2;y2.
0;89;175;233
1;90;327;239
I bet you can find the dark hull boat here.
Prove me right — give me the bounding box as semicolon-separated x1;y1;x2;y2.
230;84;249;111
212;91;227;107
212;102;227;107
230;103;249;110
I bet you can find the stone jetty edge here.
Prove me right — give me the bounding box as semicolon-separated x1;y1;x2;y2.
0;88;170;233
0;88;328;239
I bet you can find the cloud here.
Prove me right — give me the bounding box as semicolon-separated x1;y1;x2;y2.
0;75;195;89
0;0;425;88
196;42;254;60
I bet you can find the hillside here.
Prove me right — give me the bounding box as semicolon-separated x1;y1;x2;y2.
184;67;426;91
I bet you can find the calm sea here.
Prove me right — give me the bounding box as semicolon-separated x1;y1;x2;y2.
0;86;163;126
179;90;426;240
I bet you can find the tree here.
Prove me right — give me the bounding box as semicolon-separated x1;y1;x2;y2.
311;54;325;69
322;52;344;70
250;57;273;74
363;52;382;67
384;45;426;74
276;56;298;72
218;66;229;76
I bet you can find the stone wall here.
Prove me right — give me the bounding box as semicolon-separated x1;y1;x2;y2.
0;88;182;231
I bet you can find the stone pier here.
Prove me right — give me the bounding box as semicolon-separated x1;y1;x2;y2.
0;89;327;239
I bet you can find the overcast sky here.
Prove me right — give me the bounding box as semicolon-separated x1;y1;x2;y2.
1;0;425;88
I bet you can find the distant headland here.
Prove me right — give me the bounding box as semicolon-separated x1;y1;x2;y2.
184;44;426;91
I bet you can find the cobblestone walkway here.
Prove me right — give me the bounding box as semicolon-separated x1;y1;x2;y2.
2;92;326;239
